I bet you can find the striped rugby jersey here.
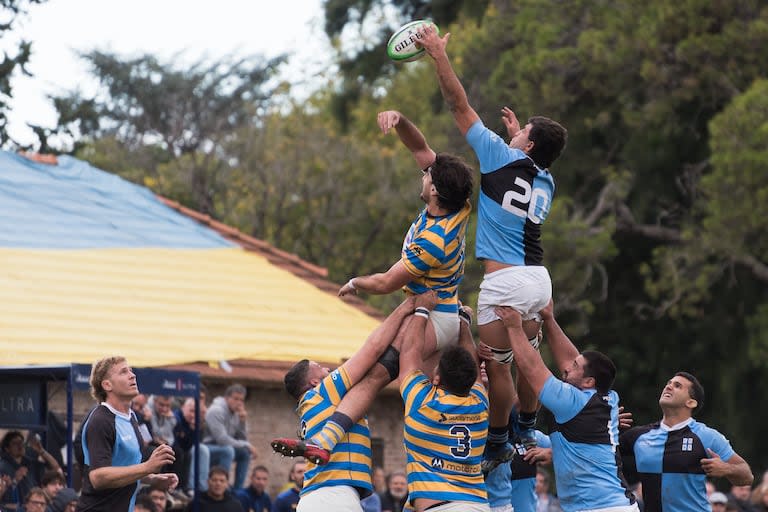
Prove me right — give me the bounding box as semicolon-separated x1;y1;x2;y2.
401;201;471;314
297;367;373;498
400;370;489;506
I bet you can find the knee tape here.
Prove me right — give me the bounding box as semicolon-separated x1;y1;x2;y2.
376;345;400;382
489;346;515;365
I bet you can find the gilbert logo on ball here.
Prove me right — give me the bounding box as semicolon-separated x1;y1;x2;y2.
387;20;440;62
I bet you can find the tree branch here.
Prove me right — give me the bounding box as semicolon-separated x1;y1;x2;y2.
734;254;768;283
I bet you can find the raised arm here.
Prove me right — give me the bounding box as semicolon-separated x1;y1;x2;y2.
457;306;482;382
494;306;553;395
338;259;415;297
398;291;439;379
417;26;480;136
539;300;580;375
378;110;436;170
342;296;416;386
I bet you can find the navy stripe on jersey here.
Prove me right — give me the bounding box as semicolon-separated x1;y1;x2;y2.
550;393;613;444
619;420;735;512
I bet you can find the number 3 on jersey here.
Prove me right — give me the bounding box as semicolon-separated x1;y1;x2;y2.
501;177;550;224
449;425;472;459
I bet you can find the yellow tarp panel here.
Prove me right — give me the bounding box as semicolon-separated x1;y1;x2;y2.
0;247;380;367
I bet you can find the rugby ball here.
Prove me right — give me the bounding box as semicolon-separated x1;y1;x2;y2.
386;20;439;62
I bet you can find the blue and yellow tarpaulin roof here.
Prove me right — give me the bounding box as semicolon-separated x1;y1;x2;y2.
0;152;379;367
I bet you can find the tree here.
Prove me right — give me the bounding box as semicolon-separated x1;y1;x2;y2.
50;51;286;215
0;0;46;147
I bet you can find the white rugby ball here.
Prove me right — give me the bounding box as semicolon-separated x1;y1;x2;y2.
386;20;439;62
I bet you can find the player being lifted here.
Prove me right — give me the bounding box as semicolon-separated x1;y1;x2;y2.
272;110;474;464
417;24;568;472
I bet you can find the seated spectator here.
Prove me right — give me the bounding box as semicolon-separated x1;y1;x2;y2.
149;394;184;486
751;484;768;512
174;397;210;493
40;471;63;504
372;467;386;495
46;487;77;512
131;394;154;440
135;494;156;512
203;385;257;489
233;466;271;512
361;491;381;512
535;469;562;512
22;487;49;512
186;467;243;512
0;432;61;507
379;471;407;512
729;485;757;512
711;492;730;512
271;460;305;512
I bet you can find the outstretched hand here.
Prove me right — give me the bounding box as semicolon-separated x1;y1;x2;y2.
338;279;358;297
414;290;439;311
501;107;521;141
377;111;402;134
476;342;495;362
494;306;523;329
147;472;179;492
618;406;634;430
416;25;450;59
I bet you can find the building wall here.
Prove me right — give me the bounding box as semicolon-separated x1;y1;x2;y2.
47;380;406;499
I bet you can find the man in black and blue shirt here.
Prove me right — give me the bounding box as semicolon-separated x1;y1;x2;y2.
619;372;753;512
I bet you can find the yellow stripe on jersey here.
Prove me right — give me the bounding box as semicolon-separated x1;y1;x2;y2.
297;366;373;497
401;202;471;313
399;370;489;505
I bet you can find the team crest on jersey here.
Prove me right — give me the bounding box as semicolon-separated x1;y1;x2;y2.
682;437;693;451
431;457;444;469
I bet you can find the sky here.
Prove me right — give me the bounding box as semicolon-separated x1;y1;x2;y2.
3;0;332;146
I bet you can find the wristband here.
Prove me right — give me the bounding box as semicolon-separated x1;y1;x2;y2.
347;278;356;290
414;307;430;319
459;308;472;326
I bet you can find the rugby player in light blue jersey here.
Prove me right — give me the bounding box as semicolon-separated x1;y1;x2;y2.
418;25;568;473
492;303;638;512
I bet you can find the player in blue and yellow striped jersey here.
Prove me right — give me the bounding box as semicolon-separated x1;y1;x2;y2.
272;293;438;512
273;112;474;467
399;304;490;512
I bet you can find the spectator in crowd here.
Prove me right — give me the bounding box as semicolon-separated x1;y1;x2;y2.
0;431;61;507
534;469;561;512
271;461;305;512
371;468;386;496
138;483;170;512
728;485;756;512
360;491;381;512
710;492;729;512
131;394;154;439
40;471;64;503
174;397;210;493
149;396;177;447
46;487;77;512
204;384;257;489
379;472;407;512
23;487;49;512
188;467;243;512
707;481;717;497
135;494;156;512
234;466;271;512
750;484;768;512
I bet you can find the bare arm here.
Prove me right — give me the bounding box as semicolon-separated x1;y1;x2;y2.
342;296;415;385
339;260;415;297
398;292;439;379
457;306;482;383
378;110;436;169
495;306;553;395
539;300;580;374
417;26;480;136
701;450;753;486
89;444;174;490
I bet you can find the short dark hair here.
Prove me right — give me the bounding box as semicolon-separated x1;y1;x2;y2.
676;371;705;414
208;466;229;480
225;383;246;397
430;153;474;213
581;350;616;394
251;465;269;476
1;431;24;452
284;359;311;400
437;346;477;396
527;116;567;169
41;469;64;486
134;494;155;512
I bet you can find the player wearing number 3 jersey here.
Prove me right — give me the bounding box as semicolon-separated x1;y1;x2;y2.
399;305;490;512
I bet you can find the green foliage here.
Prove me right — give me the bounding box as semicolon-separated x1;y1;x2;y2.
0;0;45;147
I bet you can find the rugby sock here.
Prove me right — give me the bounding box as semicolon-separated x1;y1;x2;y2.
487;426;509;447
518;411;537;430
310;412;353;452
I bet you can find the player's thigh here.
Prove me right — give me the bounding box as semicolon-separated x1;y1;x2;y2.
297;486;363;512
477;266;551;325
478;319;510;350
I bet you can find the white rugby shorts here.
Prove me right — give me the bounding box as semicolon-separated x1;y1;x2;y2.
490;504;513;512
426;501;492;512
297;485;363;512
430;310;460;350
477;265;552;326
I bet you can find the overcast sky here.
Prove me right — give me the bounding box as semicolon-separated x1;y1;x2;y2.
3;0;331;145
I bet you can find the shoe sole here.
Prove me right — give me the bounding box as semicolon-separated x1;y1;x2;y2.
270;438;329;465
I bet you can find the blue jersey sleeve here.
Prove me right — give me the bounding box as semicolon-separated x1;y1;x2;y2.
535;430;551;449
466;120;528;174
697;424;736;462
539;375;592;423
